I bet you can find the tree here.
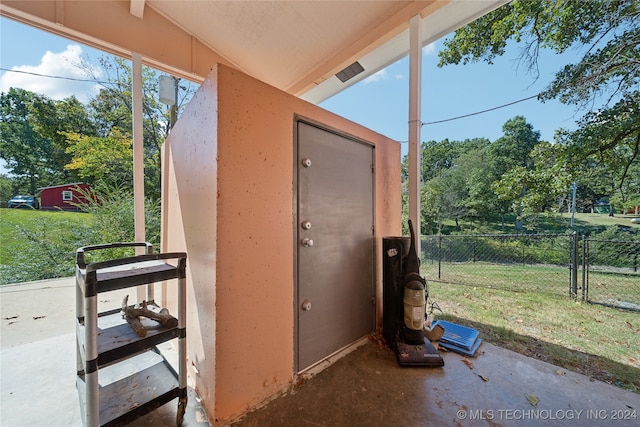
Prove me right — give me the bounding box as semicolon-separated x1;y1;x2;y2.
64;129;133;186
454;146;501;219
430;165;468;228
1;88;100;193
402;137;493;233
419;182;445;235
490;116;540;173
34;95;97;182
86;56;198;200
493;141;571;218
405;138;491;183
0;88;54;194
2;55;198;202
486;116;542;228
438;0;640;191
0;174;13;204
555;94;640;210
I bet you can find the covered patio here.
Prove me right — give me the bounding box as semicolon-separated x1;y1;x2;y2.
2;279;639;426
2;1;639;426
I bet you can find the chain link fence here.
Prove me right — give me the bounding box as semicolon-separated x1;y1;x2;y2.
583;239;640;311
419;233;639;311
420;234;572;298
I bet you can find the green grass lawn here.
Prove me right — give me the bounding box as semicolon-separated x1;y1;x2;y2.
427;266;640;393
572;212;640;229
0;208;92;281
423;262;639;302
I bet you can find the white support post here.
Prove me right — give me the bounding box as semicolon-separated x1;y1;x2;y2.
408;15;422;239
132;53;147;300
132;52;146;247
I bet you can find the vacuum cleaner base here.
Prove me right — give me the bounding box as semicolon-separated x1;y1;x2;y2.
395;338;445;367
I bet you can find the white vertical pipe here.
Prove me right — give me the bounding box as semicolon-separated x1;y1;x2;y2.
132;53;146;248
408;15;422;240
132;53;147;301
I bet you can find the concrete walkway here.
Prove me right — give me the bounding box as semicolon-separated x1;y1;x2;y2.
2;279;639;426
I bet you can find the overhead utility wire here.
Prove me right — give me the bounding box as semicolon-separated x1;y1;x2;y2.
0;67;123;86
420;93;544;126
398;92;547;143
3;67;546;126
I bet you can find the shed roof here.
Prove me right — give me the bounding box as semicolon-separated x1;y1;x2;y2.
37;183;87;191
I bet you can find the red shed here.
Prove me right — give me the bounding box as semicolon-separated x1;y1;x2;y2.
38;183;93;211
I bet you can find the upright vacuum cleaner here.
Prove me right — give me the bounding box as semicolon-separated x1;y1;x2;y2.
382;220;444;367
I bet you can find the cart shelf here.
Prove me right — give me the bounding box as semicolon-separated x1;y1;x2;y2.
77;350;180;427
76;302;180;369
76;242;187;427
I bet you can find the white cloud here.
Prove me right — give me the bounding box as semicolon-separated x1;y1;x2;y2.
361;42;436;84
363;69;388;84
423;42;436;55
0;44;102;102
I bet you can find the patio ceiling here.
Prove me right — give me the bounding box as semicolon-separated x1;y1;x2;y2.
0;0;506;103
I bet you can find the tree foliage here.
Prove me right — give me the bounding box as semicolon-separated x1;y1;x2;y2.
492;141;571;216
83;56;198;200
1;88;54;194
0;87;103;195
438;0;640;199
438;0;638;97
404;117;546;233
63;129;133;186
1;55;198;201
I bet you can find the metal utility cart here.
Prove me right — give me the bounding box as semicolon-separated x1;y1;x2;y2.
75;242;187;427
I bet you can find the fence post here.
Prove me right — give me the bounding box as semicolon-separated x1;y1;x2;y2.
581;235;587;302
473;240;476;263
570;231;578;300
438;235;442;280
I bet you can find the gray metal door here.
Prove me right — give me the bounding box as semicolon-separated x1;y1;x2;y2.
296;120;375;372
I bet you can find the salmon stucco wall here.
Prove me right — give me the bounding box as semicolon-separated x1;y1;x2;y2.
161;64;401;424
161;69;220;413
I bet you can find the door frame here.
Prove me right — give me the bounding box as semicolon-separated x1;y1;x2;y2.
293;115;376;373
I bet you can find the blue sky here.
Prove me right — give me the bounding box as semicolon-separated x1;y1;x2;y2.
1;16;589;172
321;43;586;150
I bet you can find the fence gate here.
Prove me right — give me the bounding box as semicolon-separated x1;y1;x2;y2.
583;238;640;311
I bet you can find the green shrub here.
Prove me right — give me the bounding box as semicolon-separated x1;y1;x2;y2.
0;214;92;284
586;226;640;269
72;184;161;263
422;234;572;267
0;184;161;285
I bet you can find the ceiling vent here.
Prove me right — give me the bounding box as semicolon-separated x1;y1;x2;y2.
335;61;365;83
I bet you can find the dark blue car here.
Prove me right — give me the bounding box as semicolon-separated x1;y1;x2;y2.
7;195;39;209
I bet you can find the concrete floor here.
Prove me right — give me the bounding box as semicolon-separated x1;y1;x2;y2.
2;278;639;426
1;278;209;427
232;340;640;427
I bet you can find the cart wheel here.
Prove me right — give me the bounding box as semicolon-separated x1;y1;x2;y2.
176;395;187;426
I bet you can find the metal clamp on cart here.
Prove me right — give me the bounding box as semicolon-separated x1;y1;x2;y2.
75;242;187;427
